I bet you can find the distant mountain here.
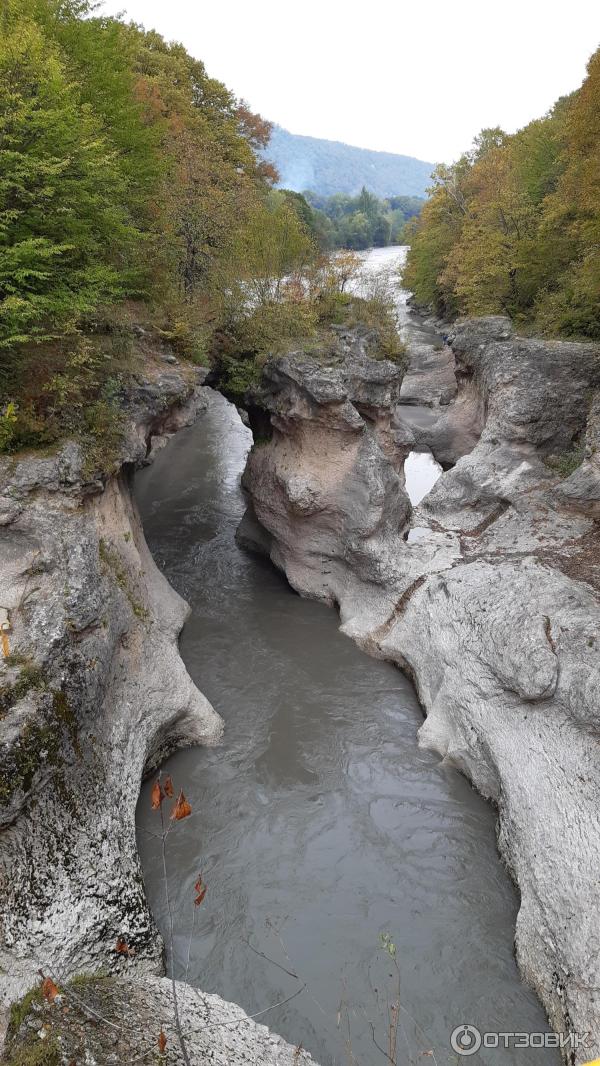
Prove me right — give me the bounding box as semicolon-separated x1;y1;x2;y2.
262;126;434;199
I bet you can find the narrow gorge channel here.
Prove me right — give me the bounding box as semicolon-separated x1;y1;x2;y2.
134;385;558;1063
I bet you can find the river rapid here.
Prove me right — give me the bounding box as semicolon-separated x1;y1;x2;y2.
134;248;558;1065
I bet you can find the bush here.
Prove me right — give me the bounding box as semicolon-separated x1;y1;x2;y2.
0;402;18;451
0;337;126;468
227;299;318;355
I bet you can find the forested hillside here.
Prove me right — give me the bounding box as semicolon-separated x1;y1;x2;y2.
263;126;433;198
403;48;600;338
0;0;403;460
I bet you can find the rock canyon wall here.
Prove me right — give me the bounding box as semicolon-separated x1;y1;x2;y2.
240;318;600;1061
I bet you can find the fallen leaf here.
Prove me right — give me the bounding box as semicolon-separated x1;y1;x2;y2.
194;885;207;906
115;937;131;955
157;1030;167;1053
163;775;174;798
41;977;59;1002
151;779;163;810
171;790;192;821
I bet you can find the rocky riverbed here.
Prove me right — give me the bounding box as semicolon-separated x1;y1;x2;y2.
239;315;600;1061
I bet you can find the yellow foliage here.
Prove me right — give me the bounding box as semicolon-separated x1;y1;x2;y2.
404;49;600;338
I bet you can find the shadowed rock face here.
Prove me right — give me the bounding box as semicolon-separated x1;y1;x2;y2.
556;394;600;519
239;319;600;1059
0;364;222;1001
0;357;318;1063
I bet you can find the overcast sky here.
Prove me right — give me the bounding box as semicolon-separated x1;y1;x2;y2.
100;0;600;164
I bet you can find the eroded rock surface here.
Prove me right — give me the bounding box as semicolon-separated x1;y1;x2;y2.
4;973;314;1065
0;360;223;1011
240;319;600;1062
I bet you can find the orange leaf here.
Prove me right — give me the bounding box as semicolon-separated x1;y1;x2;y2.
157;1030;167;1053
151;779;163;810
41;977;59;1002
115;937;131;955
194;885;207;907
171;790;192;821
163;775;174;798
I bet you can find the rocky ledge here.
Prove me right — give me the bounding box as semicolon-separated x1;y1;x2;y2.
239;318;600;1063
0;351;315;1064
4;974;312;1065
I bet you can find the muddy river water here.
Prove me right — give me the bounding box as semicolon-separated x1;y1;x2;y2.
134;249;557;1065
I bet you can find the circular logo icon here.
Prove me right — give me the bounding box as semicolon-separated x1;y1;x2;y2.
451;1025;482;1056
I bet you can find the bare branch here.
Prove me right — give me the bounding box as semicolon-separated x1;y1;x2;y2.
240;935;299;980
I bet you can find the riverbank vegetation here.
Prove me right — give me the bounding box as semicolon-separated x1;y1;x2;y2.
403;46;600;338
0;0;402;461
304;189;423;250
214;248;406;402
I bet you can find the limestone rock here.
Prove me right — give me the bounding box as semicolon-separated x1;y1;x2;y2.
0;369;222;1013
239;318;600;1058
4;974;315;1065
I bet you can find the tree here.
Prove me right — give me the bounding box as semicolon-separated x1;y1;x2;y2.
340;211;372;250
444;143;538;316
0;0;294;446
0;10;142;357
403;49;600;338
234;193;316;304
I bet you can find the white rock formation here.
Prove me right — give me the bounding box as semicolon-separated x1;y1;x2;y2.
0;356;316;1063
239;319;600;1063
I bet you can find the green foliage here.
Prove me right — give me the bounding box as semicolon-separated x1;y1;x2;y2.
8;985;43;1037
0;401;18;450
3;1036;61;1066
0;659;46;718
215;252;406;399
305;188;423;250
326;293;406;364
232;192;317;303
379;931;397;958
404;55;600;338
0;4;146;355
219;354;265;403
227;299;318;354
0;335;127;463
0;1;410;458
544;445;585;478
0;0;281;458
5;984;59;1066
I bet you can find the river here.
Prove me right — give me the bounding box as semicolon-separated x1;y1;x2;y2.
134;248;558;1065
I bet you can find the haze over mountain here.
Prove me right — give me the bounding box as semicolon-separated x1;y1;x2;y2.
263;126;434;199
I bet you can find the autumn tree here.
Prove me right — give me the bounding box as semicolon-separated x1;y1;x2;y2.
0;0;287;446
233;192;316;305
403;49;600;339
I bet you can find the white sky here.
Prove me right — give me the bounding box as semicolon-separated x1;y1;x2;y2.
100;0;600;164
